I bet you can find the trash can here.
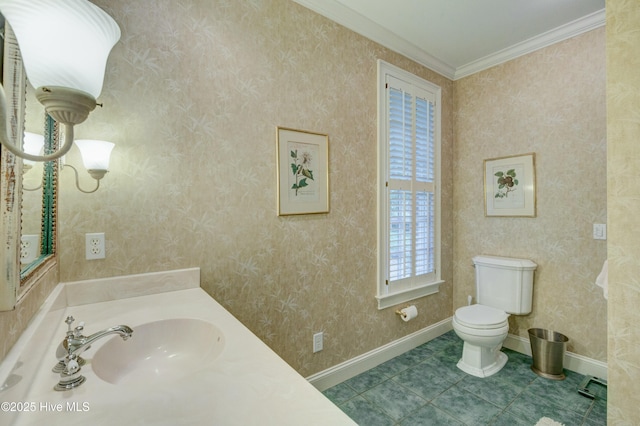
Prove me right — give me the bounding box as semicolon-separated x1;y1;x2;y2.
528;328;569;380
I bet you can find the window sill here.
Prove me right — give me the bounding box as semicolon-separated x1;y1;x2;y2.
375;280;444;310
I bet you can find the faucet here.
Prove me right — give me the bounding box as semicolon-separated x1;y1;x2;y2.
56;323;133;360
54;316;133;391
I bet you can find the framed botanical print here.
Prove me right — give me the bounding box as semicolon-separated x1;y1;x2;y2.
276;127;329;215
484;153;536;217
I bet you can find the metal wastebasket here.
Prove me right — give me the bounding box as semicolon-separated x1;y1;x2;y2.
528;328;569;380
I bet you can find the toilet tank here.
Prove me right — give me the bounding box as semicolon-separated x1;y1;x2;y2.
473;255;537;315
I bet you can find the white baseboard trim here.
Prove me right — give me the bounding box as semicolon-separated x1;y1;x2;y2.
307;317;608;391
503;334;608;380
307;318;453;391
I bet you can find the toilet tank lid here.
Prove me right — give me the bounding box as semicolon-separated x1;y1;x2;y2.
473;255;537;270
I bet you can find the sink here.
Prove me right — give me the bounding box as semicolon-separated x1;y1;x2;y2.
91;318;225;385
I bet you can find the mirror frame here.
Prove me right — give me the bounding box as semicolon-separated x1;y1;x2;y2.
1;24;57;311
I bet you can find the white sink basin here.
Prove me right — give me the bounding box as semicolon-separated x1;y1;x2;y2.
91;318;225;385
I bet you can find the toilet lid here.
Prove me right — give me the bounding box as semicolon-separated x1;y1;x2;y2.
455;304;508;328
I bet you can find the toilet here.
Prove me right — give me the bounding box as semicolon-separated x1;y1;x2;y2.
452;255;537;378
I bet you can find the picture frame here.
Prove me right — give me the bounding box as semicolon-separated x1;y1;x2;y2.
276;127;329;216
484;153;536;217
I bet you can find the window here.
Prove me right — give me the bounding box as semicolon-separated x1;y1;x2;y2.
376;60;443;309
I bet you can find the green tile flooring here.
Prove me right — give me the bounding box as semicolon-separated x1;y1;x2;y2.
323;331;606;426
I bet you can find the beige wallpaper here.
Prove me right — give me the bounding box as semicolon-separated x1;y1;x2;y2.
453;28;607;360
606;0;640;423
54;0;454;377
1;1;617;391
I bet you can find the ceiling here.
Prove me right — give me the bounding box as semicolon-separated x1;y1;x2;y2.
292;0;605;80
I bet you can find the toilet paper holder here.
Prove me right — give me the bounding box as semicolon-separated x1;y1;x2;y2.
395;305;417;320
395;309;408;319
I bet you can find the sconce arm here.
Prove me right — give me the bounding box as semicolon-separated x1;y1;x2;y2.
22;183;43;192
0;88;75;161
62;164;101;194
0;84;97;162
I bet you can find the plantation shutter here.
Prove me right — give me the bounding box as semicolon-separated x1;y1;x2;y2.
386;76;436;289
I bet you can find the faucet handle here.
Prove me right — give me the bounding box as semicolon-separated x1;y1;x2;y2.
65;316;75;330
73;322;85;338
54;353;86;392
65;355;80;375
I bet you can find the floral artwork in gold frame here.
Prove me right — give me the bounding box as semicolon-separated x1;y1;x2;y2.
484;153;536;217
276;127;329;216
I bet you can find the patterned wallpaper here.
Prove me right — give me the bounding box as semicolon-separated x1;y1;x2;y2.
55;0;455;377
1;1;615;391
606;0;640;423
453;28;608;361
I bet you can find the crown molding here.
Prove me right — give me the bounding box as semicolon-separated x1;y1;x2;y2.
293;1;605;81
292;0;457;79
454;9;606;80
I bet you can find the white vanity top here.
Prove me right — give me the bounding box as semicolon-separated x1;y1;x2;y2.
0;269;356;425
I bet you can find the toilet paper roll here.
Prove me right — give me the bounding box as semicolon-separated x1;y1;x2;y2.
400;305;418;322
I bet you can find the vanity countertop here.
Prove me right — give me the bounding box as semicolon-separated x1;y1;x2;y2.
0;269;356;425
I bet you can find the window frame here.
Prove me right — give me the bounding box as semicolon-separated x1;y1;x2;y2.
376;60;443;310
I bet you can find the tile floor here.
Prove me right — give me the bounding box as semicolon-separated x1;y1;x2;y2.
322;331;606;426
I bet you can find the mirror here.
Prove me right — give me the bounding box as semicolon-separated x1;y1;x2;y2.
0;21;58;311
20;90;58;280
20;88;46;267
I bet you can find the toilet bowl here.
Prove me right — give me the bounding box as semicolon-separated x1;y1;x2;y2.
454;255;537;378
453;304;510;378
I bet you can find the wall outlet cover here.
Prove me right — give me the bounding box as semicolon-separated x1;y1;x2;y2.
593;223;607;240
20;234;39;264
86;232;106;260
313;332;323;353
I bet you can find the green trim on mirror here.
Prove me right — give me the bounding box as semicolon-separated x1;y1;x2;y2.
20;114;57;281
42;114;57;257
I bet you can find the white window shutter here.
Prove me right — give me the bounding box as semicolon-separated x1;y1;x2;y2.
377;60;442;309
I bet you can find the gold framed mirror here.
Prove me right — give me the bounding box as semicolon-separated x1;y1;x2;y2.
0;22;58;311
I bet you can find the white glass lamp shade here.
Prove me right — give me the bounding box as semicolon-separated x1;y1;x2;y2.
75;140;114;171
22;132;45;167
0;0;121;99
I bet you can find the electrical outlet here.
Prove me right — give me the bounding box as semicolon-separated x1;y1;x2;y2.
313;332;323;353
593;223;606;240
20;234;39;264
85;232;106;260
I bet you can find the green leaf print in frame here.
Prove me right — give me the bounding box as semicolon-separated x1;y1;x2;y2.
484;153;536;217
276;127;329;216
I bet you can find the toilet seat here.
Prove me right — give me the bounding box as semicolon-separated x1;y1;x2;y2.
454;304;509;329
452;304;511;378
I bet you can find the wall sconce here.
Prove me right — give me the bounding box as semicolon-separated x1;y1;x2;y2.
0;0;120;162
62;140;114;194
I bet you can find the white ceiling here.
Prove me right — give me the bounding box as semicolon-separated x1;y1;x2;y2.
293;0;605;80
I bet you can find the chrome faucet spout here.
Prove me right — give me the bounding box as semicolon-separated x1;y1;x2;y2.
82;324;133;348
57;325;133;360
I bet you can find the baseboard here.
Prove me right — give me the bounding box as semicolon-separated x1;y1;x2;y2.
503;334;608;380
306;317;608;391
306;318;453;391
